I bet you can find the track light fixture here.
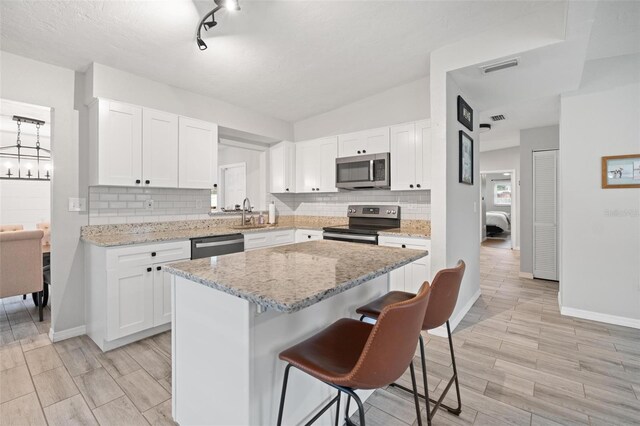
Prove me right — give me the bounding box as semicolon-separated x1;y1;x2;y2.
196;0;240;51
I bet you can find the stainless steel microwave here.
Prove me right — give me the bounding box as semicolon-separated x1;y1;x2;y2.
335;153;390;190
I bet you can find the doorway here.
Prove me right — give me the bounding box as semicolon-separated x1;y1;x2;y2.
480;169;516;250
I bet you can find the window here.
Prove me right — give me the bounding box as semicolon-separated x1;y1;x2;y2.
494;182;512;206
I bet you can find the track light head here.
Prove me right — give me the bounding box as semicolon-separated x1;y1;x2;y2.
203;19;217;31
197;37;208;51
225;0;240;11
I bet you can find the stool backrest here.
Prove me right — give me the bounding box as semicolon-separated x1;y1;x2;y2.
423;260;465;330
346;282;431;389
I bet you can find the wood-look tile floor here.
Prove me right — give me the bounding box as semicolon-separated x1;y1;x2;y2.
2;246;639;425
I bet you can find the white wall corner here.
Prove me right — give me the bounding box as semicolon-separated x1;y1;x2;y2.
429;288;481;338
519;271;533;279
49;325;87;342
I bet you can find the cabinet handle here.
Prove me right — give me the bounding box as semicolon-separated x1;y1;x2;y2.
357;150;361;154
307;235;311;239
135;179;141;184
213;183;218;188
311;188;315;191
402;244;406;248
286;188;289;192
151;252;157;257
363;149;366;153
416;184;421;188
316;188;320;191
409;184;414;188
145;180;150;185
156;266;162;271
146;267;152;272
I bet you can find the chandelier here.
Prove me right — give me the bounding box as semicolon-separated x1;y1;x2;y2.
0;116;52;181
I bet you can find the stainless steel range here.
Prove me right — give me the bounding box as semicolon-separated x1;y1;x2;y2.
323;205;401;245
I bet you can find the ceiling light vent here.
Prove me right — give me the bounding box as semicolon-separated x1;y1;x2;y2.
490;114;506;122
480;58;519;74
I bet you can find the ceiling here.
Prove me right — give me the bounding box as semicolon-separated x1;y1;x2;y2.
586;0;640;61
0;0;557;123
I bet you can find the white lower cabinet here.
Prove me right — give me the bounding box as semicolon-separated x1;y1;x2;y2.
294;229;324;243
244;229;295;251
378;236;431;293
85;240;190;351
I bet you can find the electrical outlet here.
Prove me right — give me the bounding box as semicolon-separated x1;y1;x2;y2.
145;199;154;210
68;197;86;212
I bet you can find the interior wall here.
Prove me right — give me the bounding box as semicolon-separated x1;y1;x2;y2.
218;141;267;212
87;63;293;142
0;51;84;335
560;82;640;325
480;146;521;248
519;125;559;274
293;77;430;141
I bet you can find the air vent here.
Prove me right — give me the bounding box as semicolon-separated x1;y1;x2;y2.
480;58;519;74
490;114;506;122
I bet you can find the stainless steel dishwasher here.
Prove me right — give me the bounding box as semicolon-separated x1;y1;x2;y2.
190;234;245;259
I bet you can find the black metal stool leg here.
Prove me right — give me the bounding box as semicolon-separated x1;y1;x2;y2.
418;335;431;425
409;361;423;426
446;321;462;414
277;364;292;426
334;390;341;426
38;291;43;322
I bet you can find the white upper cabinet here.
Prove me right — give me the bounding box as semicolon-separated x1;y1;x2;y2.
92;99;143;187
338;127;390;157
269;141;296;193
178;117;218;189
143;108;179;188
390;120;430;191
296;136;338;193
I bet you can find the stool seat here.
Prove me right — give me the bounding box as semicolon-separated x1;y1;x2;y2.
279;318;373;388
356;291;413;321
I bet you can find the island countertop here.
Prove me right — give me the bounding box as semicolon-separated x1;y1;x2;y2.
164;240;428;313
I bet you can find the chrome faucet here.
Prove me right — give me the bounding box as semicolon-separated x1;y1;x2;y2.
242;197;254;226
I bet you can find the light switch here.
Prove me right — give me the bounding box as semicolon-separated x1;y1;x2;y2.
68;197;86;212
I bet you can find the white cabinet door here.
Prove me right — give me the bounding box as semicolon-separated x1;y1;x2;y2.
295;141;318;193
98;100;143;186
294;229;324;243
179;117;218;189
407;258;430;294
415;120;431;190
338;132;364;157
270;141;295;193
379;236;430;292
143;108;179;188
363;127;390;155
153;261;187;326
106;265;154;340
317;137;338;193
390;123;416;191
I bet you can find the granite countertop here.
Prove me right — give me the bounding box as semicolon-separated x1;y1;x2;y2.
164;240;428;313
378;227;430;238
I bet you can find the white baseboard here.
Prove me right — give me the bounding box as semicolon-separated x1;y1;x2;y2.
49;325;86;342
560;306;640;330
429;288;481;337
519;272;533;279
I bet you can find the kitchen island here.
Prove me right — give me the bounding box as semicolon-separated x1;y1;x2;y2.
165;240;428;426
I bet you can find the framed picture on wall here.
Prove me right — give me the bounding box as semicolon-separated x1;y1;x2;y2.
601;154;640;188
459;131;474;185
457;95;473;131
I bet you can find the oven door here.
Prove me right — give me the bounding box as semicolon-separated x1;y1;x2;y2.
336;153;390;189
323;232;378;245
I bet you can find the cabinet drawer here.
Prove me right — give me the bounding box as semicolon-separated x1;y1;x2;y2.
295;229;324;243
378;236;430;251
106;241;191;269
244;229;295;250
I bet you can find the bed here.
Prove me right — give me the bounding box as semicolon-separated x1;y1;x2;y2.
486;211;511;235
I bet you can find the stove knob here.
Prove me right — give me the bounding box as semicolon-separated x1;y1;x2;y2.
386;210;391;214
391;210;396;214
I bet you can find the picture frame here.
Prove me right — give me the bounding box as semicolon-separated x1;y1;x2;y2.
459;131;474;185
601;154;640;189
457;95;473;131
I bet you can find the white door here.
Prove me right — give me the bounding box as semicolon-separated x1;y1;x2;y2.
295;142;318;193
143;108;179;188
338;132;364;157
98;100;142;186
317;137;338;193
533;150;559;281
178;117;218;189
363;127;390;155
153;262;186;326
106;266;154;340
391;123;417;191
415;120;431;190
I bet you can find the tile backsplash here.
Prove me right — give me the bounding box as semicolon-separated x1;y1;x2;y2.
89;186;211;225
269;190;430;220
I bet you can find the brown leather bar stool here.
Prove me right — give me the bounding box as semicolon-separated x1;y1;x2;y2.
356;260;466;425
277;283;432;426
